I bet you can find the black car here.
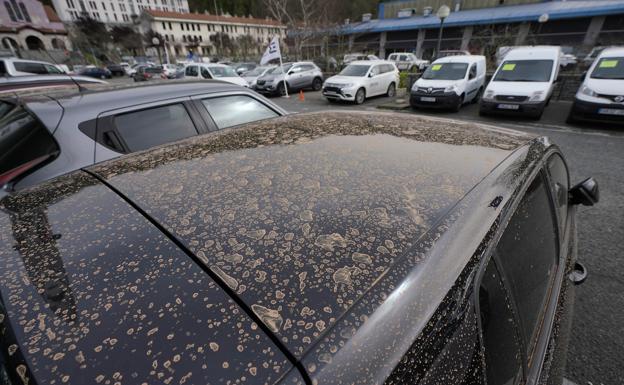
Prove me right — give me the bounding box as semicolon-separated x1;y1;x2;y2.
79;67;112;79
0;112;597;385
133;65;165;81
106;63;125;76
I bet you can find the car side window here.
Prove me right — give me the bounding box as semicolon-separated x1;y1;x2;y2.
469;64;477;79
289;66;302;74
185;65;198;77
370;66;379;76
201;95;278;129
45;65;62;74
302;64;315;72
546;154;569;232
399;55;407;61
479;256;524;385
201;67;212;79
495;172;558;358
114;103;198;152
14;62;47;74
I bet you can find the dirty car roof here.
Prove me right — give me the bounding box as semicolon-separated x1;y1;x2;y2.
86;111;530;359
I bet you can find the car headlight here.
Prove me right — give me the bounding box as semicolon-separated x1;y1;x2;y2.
529;91;546;102
444;84;458;93
340;83;355;89
265;79;273;84
483;90;495;100
579;85;597;97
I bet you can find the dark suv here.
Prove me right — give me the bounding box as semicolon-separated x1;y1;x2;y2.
0;81;286;193
0;112;596;385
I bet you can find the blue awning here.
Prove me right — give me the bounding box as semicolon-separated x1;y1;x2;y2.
342;0;624;34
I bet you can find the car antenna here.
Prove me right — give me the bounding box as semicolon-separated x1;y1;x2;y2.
38;49;87;92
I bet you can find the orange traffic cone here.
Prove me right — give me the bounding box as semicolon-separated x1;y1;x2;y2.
299;89;305;101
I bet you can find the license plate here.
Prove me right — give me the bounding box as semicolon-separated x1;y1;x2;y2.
421;97;436;102
497;104;520;110
598;108;624;116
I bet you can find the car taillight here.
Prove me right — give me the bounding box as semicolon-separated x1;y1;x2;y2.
0;154;52;186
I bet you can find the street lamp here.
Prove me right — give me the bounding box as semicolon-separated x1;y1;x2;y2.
435;5;450;60
152;36;162;65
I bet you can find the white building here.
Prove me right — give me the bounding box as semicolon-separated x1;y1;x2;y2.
51;0;189;23
140;9;286;59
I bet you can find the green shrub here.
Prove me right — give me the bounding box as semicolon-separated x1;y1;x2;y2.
399;72;409;89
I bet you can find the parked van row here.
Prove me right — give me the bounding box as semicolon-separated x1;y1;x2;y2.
403;45;623;124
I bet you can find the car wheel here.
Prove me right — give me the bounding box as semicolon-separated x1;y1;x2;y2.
471;87;483;104
355;88;366;105
277;82;287;96
312;77;322;91
386;82;396;98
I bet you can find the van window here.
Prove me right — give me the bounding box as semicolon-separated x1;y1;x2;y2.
590;57;624;79
494;60;554;82
114;104;198;152
201;67;212;79
0;101;59;186
479;257;524;385
399;55;408;61
201;95;278;129
495;172;558;357
185;65;198;77
468;64;477;79
389;54;397;60
422;63;468;80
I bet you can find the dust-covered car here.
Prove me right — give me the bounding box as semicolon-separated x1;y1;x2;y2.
0;111;596;385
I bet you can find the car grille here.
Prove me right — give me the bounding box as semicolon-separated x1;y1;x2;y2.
496;95;529;102
257;80;265;86
324;86;342;93
416;87;445;94
596;93;624;103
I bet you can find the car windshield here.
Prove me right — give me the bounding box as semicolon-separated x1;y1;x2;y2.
146;67;162;73
208;66;238;77
590;57;624;79
494;60;553;82
422;63;468;80
339;64;371;77
268;64;292;74
245;66;269;76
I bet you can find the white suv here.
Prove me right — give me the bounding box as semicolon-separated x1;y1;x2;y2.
387;53;429;71
0;58;65;77
323;60;399;104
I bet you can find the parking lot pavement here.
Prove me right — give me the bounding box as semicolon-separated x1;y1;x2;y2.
271;89;624;385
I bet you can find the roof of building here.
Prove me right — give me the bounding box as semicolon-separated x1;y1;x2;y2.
144;9;285;27
343;0;624;34
43;5;61;23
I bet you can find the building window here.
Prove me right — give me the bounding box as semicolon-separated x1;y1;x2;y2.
162;21;166;29
4;1;16;21
9;0;22;19
168;22;172;28
180;22;184;30
182;35;186;42
191;23;195;31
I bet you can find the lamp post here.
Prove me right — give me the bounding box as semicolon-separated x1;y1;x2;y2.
435;5;450;60
152;36;162;65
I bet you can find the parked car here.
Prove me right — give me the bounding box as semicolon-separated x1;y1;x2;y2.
313;56;338;72
241;65;275;89
410;55;486;111
567;46;624;124
234;62;257;75
322;60;399;104
343;53;379;64
106;63;125;76
480;46;561;120
387;52;429;71
0;110;597;385
184;63;249;87
161;63;178;78
0;75;107;94
0;81;286;193
133;66;165;81
582;46;605;66
79;67;112;79
255;61;324;96
0;57;65;76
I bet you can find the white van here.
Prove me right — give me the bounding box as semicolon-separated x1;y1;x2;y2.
567;46;624;124
183;63;248;87
480;46;561;119
409;55;486;111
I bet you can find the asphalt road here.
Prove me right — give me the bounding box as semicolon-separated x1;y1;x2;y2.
269;89;624;385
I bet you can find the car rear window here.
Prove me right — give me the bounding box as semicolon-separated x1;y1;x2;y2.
201;95;278;129
114;103;198;152
0;101;59;186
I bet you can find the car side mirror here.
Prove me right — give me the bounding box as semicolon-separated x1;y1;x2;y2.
569;177;599;206
287;70;294;75
368;72;374;77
